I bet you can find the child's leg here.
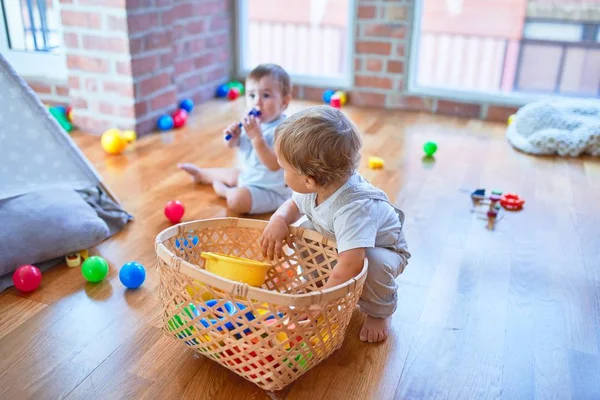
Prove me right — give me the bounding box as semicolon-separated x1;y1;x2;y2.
178;164;239;186
212;184;252;214
358;247;407;343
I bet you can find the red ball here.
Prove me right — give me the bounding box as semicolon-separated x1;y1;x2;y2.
172;109;188;129
228;88;240;101
165;200;185;223
12;264;42;292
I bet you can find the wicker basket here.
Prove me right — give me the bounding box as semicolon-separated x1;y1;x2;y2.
155;218;368;391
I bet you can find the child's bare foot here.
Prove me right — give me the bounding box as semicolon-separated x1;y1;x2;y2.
178;163;210;184
212;180;229;198
360;315;390;343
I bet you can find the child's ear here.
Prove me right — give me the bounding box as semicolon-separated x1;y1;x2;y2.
304;176;317;190
282;94;291;110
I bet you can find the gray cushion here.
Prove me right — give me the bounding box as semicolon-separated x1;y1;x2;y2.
0;188;110;276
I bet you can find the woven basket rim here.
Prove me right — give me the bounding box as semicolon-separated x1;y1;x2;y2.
155;217;368;307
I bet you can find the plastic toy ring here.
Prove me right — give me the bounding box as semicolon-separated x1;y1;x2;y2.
500;193;525;210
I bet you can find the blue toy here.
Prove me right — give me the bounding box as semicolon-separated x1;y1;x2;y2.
225;108;262;141
216;83;230;98
157;114;174;131
179;98;194;113
119;262;146;289
322;89;335;104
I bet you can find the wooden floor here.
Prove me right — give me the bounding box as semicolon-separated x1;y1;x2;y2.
1;99;600;399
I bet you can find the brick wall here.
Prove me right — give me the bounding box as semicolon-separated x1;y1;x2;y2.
26;79;70;106
292;0;519;122
128;0;231;134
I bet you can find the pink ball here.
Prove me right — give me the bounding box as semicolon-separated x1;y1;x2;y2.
165;200;185;223
13;264;42;292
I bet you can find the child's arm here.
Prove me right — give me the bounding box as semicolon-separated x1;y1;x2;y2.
242;116;280;171
322;248;366;289
224;123;241;148
261;199;302;260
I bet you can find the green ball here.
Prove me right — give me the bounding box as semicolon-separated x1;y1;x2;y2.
423;141;438;157
228;81;244;95
81;256;109;283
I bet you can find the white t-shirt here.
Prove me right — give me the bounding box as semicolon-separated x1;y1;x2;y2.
292;173;408;254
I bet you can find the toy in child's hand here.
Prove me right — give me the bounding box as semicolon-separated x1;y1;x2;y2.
81;256;109;283
165;200;185;223
225;108;262;140
13;264;42;292
119;261;146;289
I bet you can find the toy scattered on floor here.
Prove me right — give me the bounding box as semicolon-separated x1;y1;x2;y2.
225;108;262;140
12;264;42;292
165;200;185;223
157;114;175;131
101;128;137;155
200;252;271;286
229;81;244;95
172;109;188;129
228;88;240;101
216;83;230;98
330;97;342;109
500;193;525;211
470;189;505;230
119;261;146;289
66;253;81;268
322;89;348;108
423;141;438;157
66;106;73;122
216;81;245;99
507;114;516;125
49;106;73;132
322;89;335;104
368;156;384;169
81;256;109;283
122;130;137;144
179;98;194;113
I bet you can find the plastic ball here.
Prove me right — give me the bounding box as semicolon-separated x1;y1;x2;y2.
323;89;335;104
216;83;230;98
12;264;42;292
228;88;240;101
122;130;137;144
179;98;194;113
81;256;109;283
228;81;245;95
101;129;127;155
172;109;188;129
119;262;146;289
423;141;438;157
66;106;73;122
334;91;348;105
165;200;185;223
157;115;174;131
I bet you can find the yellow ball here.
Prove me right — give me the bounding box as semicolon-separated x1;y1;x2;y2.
334;91;348;105
368;156;384;169
122;130;137;144
507;114;516;125
101;129;126;154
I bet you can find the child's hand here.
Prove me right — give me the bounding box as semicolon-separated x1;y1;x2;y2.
223;123;241;143
261;216;293;260
242;115;262;141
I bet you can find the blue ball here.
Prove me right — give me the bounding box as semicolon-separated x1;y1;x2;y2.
323;89;335;104
216;83;230;98
119;262;146;289
55;106;67;115
157;115;174;131
179;98;194;113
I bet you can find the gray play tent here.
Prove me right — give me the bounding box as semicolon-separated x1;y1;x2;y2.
0;53;131;290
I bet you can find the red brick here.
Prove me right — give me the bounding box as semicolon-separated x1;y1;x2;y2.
355;75;393;90
129;38;144;54
82;35;128;53
85;78;99;92
102;80;134;97
387;60;404;74
119;105;136;119
144;31;172;51
67;55;109;73
160;49;176;68
150;90;177;111
365;58;383;72
60;10;102;29
126;0;154;10
303;86;326;102
28;81;52;94
131;55;160;76
62;32;79;49
389;95;434;111
107;15;128;31
78;0;125;7
347;91;386;107
71;97;88;109
68;76;81;90
394;78;405;90
363;23;406;38
180;74;202;92
355;58;362;72
75;115;113;135
195;53;215;69
216;48;228;62
186;20;206;35
486;105;519;122
138;73;171;97
135;101;148;117
356;41;391;55
162;9;177;26
173;2;194;19
357;5;376;19
96;101;114;115
292;85;301;98
396;44;405;57
210;17;229;31
128;12;159;35
135;117;157;136
56;85;69;97
175;59;195;75
116;61;132;76
437;100;481;118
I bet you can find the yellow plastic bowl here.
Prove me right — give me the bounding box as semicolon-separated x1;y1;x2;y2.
200;252;271;287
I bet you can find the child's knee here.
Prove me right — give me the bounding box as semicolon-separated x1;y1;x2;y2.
359;248;404;318
226;189;251;213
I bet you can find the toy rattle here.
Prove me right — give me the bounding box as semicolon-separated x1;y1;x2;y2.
225;108;261;140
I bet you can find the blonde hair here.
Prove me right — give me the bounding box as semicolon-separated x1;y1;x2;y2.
275;106;362;187
247;64;292;97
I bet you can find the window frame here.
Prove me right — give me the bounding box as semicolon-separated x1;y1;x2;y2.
235;0;357;88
